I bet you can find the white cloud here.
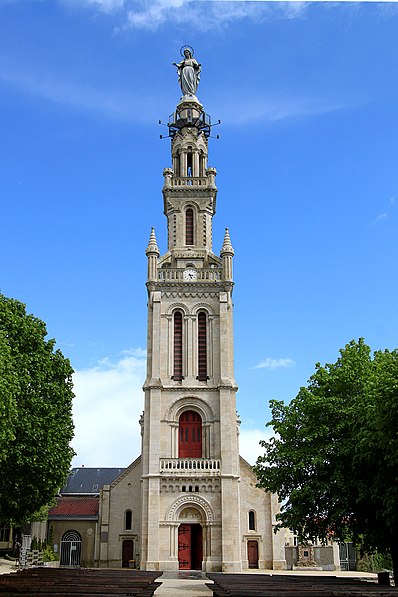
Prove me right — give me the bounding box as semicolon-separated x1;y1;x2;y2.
71;350;146;467
0;62;160;124
220;95;348;125
239;426;274;465
59;0;126;13
372;212;388;225
254;357;296;370
121;0;308;32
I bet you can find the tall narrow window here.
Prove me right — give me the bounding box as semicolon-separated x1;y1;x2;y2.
187;151;193;177
248;510;256;531
125;510;132;531
173;311;183;381
197;312;207;381
179;411;202;458
186;208;194;246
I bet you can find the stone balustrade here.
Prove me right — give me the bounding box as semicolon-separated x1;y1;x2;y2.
170;177;208;187
159;458;221;474
158;268;221;282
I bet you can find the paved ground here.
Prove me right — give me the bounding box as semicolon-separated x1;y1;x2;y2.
155;572;212;595
153;569;379;596
0;560;380;597
0;558;18;574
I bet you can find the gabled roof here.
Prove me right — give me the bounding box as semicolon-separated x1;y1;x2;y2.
48;497;99;520
61;467;125;495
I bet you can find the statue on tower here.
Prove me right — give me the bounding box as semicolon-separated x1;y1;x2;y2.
173;45;201;97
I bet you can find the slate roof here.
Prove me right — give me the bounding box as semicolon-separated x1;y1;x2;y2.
61;467;125;495
48;497;99;520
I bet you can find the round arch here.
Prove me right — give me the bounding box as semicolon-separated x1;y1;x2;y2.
166;494;215;523
166;303;189;316
191;302;214;316
164;396;215;424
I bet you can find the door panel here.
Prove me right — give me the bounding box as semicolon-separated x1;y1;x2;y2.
248;540;259;569
178;524;191;569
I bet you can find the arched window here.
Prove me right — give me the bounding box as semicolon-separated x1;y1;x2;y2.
125;510;132;531
248;510;256;531
186;208;194;246
60;530;82;566
179;410;202;458
187;150;193;177
173;311;183;380
197;312;207;381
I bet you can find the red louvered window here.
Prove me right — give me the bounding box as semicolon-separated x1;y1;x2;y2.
186;208;194;246
179;411;202;458
173;311;183;380
197;312;207;381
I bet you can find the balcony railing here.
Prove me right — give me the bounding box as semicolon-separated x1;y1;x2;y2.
160;458;221;474
158;269;221;282
170;177;208;187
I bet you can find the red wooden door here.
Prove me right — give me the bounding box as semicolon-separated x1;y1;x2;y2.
178;524;191;569
178;524;203;570
247;540;259;569
179;411;202;458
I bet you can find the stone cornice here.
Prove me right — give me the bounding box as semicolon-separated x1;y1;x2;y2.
163;188;217;197
145;384;238;392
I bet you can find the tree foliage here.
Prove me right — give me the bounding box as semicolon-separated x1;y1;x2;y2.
254;339;398;581
0;293;75;523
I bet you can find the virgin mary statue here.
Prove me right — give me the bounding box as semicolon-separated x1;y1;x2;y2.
173;47;201;97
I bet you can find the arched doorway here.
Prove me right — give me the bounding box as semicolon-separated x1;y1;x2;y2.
178;523;203;570
60;530;82;566
166;495;214;571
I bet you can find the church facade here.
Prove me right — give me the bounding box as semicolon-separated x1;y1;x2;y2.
95;53;287;572
47;52;290;572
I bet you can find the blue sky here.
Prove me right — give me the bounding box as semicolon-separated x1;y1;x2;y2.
1;0;398;467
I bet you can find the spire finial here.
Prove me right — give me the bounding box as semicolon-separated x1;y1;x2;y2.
221;227;234;256
172;46;201;99
146;227;160;256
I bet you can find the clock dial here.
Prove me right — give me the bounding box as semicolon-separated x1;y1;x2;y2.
183;268;197;281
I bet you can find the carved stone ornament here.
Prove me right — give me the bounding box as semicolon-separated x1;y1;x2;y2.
297;544;316;567
180;507;202;521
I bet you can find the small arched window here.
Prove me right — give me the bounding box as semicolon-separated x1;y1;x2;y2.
125;510;132;531
186;208;194;246
248;510;256;531
173;311;183;380
197;312;207;381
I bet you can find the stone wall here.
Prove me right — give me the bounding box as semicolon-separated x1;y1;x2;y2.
285;545;336;570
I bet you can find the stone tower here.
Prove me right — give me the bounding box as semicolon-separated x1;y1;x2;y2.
140;55;242;572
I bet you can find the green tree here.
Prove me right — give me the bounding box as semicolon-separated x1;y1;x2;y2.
0;293;75;523
254;339;398;584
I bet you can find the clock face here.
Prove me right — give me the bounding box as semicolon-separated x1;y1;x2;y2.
183;268;197;281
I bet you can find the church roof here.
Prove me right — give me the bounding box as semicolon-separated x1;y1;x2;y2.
61;467;125;495
48;497;99;520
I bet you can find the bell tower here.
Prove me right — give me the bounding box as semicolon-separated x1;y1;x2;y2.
140;47;242;572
